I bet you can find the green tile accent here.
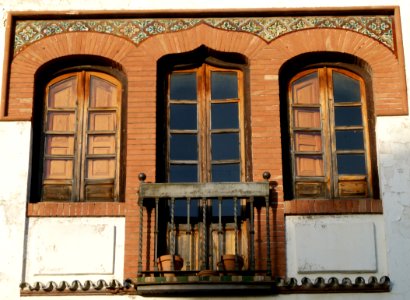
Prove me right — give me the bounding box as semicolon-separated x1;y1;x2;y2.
13;15;394;56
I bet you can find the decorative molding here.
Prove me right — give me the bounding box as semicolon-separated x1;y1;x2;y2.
14;15;394;56
20;276;391;295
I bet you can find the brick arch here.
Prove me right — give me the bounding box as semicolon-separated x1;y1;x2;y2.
264;28;407;115
6;32;136;118
135;23;267;61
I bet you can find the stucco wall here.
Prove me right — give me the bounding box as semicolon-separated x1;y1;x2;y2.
0;1;409;300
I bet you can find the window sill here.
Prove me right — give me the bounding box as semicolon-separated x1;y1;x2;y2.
284;198;383;215
27;202;125;217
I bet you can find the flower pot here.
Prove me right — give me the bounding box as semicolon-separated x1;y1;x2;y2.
219;254;244;273
157;254;184;277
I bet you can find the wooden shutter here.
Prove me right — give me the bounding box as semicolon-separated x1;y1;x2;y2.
42;72;121;201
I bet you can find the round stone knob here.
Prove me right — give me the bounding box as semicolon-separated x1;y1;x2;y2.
138;173;146;182
262;171;271;181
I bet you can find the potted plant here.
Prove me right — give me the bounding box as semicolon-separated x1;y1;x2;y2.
219;254;244;273
157;254;184;277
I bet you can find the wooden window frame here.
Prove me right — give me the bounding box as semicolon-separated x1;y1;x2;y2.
166;63;245;183
40;71;122;202
289;67;373;199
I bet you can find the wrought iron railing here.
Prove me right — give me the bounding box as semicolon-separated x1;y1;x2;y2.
137;172;271;277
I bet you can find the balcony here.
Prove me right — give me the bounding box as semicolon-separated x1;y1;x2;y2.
135;172;275;295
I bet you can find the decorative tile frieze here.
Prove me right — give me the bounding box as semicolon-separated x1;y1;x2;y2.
14;15;394;56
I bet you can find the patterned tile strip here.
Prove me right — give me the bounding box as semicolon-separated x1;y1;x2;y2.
14;16;394;56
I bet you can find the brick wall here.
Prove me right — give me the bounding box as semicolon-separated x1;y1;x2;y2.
10;21;404;278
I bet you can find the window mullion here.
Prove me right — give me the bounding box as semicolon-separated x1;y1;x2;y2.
322;67;336;198
76;71;88;201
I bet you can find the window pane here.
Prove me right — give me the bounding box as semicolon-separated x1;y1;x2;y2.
334;106;362;126
46;136;74;155
170;134;198;160
211;103;239;129
89;112;116;131
294;108;321;128
212;198;241;217
336;130;364;150
212;133;239;161
170;72;197;100
333;71;361;103
295;132;322;152
337;154;366;175
44;159;73;179
170;164;198;182
174;198;199;217
87;158;115;179
89;76;117;108
88;135;116;155
292;72;319;104
211;164;240;182
170;104;197;130
295;155;324;176
47;112;76;132
211;71;238;100
48;76;77;108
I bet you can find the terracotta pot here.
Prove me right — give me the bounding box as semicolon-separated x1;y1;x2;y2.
219;254;244;272
157;254;184;276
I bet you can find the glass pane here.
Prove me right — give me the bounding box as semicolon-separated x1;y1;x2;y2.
88;135;116;155
170;72;197;100
89;76;118;108
211;133;239;160
212;198;241;217
44;159;73;179
295;155;324;176
170;104;197;130
170;134;198;160
47;112;75;132
333;71;361;103
337;154;366;175
170;164;198;182
89;112;116;131
292;72;319;104
211;164;240;182
87;158;115;179
336;130;364;150
211;103;239;129
295;132;322;152
294;108;321;128
334;106;362;126
46;136;74;155
211;71;238;100
48;76;77;108
174;198;199;218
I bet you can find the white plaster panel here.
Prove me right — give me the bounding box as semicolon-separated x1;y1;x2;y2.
294;221;376;273
286;215;387;281
24;217;125;283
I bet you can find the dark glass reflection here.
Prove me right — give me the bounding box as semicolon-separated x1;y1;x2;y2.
335;106;362;126
211;71;238;100
211;163;240;182
333;71;361;103
170;164;198;182
211;103;239;129
336;130;364;150
212;198;241;217
170;134;198;160
337;154;366;175
174;199;199;218
170;72;197;100
212;133;239;160
170;104;197;130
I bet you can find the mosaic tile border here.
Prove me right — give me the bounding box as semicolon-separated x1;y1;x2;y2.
14;16;394;56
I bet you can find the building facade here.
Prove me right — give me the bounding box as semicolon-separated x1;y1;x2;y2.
0;0;409;299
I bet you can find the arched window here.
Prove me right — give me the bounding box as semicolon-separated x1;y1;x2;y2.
36;71;122;202
288;67;374;199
